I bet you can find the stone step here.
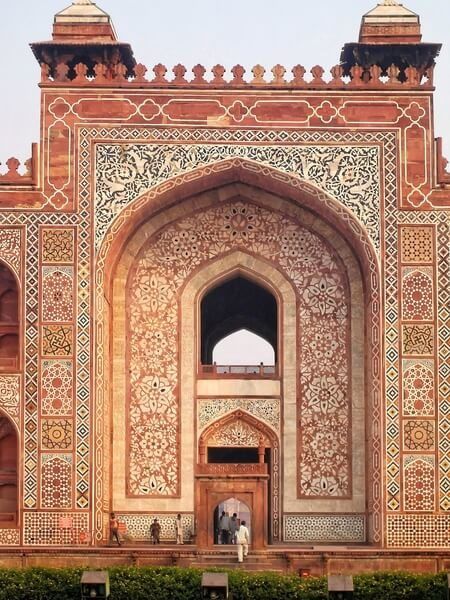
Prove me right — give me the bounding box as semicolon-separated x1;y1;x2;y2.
186;553;287;572
189;562;285;572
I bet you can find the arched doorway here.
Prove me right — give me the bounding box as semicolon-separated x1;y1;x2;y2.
196;410;277;549
214;497;251;545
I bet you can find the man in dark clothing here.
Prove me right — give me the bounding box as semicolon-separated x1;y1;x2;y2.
150;518;161;544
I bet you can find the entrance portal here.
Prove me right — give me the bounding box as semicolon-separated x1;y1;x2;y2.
214;497;251;545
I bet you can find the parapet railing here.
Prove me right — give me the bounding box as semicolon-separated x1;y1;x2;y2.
196;463;268;475
199;364;277;378
0;144;38;186
40;62;434;89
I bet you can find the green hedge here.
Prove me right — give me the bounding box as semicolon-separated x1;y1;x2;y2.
0;567;446;600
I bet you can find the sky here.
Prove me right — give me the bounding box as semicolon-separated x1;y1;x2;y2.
0;0;449;165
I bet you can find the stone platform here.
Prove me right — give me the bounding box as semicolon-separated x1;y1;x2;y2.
2;545;450;575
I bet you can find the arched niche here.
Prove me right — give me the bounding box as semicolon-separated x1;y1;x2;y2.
200;275;278;365
0;412;18;524
0;262;19;371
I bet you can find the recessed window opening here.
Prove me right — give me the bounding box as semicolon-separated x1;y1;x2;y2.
201;275;277;367
0;415;18;524
0;263;19;371
208;446;270;463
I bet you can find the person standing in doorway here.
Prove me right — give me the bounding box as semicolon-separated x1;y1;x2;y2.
229;513;238;544
109;512;121;547
175;513;183;544
236;520;249;562
219;510;230;544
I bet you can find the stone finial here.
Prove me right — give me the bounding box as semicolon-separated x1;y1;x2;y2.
291;65;306;86
359;0;421;44
53;0;118;41
192;64;206;84
212;65;226;84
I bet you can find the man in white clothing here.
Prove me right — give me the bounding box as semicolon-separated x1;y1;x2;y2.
236;520;249;562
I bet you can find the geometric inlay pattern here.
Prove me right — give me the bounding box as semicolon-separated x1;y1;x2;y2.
402;361;435;416
128;200;350;497
116;513;194;542
402;324;434;355
400;226;434;264
0;529;20;545
41;228;75;263
284;514;365;542
41;454;73;509
401;268;433;321
41;267;74;322
198;398;280;431
42;325;73;357
403;420;435;451
387;515;450;548
404;456;435;512
41;419;73;450
24;511;88;545
96;143;381;250
437;216;450;510
41;360;73;416
24;219;39;508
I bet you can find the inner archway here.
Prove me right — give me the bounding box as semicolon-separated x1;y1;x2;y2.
200;275;277;365
0;262;19;371
214;497;251;545
212;329;275;366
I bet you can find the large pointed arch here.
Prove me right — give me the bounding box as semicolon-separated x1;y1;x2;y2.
94;162;382;545
181;251;295;542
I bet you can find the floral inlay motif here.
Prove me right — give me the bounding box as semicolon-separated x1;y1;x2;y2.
96;143;380;249
128;200;350;497
0;229;21;277
198;398;280;430
207;419;265;447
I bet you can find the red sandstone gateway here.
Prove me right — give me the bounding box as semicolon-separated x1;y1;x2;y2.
0;0;448;573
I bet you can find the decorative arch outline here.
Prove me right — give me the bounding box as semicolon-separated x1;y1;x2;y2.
183;252;294;543
200;408;279;448
95;163;382;545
